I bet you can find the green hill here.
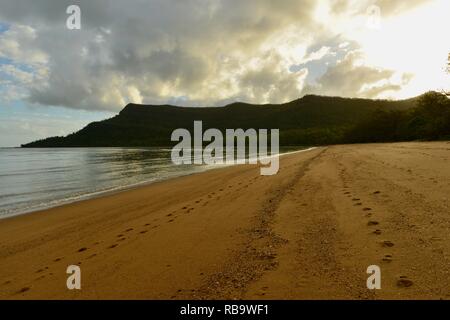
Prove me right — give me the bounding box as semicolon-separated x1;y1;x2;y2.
22;94;419;147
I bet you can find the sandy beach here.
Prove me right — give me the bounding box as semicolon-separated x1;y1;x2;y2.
1;141;449;300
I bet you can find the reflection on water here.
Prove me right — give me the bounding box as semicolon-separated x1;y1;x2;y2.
0;146;304;218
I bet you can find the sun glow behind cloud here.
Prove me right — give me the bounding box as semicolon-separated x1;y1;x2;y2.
346;0;450;98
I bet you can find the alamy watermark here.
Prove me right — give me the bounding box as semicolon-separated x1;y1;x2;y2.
66;5;81;30
171;121;280;175
366;5;382;30
66;265;81;290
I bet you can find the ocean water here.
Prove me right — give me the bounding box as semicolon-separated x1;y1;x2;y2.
0;147;307;218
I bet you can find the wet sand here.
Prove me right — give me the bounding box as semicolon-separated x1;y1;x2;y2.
1;142;449;299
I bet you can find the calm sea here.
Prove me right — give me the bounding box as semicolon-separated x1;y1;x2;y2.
0;147;306;218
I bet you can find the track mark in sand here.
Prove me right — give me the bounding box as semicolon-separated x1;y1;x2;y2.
3;280;11;285
362;207;372;211
53;257;63;262
373;191;381;194
117;237;126;242
354;202;362;206
125;228;134;232
35;268;44;273
352;198;361;201
117;234;124;238
196;149;325;299
382;254;393;262
140;230;148;234
397;276;413;287
144;223;151;226
108;244;118;249
166;213;173;217
87;253;97;259
77;247;87;253
367;221;379;226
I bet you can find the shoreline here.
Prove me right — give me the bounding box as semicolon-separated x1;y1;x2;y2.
1;142;449;299
0;146;317;220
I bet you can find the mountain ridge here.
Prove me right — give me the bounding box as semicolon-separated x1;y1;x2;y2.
22;94;421;147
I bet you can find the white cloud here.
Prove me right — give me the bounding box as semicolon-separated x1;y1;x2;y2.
0;0;442;112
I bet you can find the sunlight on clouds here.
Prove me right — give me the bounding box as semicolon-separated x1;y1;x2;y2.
348;0;450;97
0;0;447;113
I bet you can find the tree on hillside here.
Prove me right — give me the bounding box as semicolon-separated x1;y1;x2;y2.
414;91;450;139
448;53;450;73
446;53;450;97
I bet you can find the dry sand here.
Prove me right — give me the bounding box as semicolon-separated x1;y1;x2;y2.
0;142;449;300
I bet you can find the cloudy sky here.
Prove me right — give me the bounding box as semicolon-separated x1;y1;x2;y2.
0;0;449;146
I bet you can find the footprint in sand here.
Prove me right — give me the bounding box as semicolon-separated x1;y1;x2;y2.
168;219;175;223
117;234;124;238
166;213;173;217
140;230;148;234
108;244;118;249
16;287;31;294
87;253;97;259
397;276;413;287
372;229;382;235
53;257;63;262
144;223;151;226
352;198;361;201
381;240;395;247
363;207;372;211
125;228;133;232
77;247;87;253
382;254;393;262
373;191;381;194
367;221;379;226
354;203;362;206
